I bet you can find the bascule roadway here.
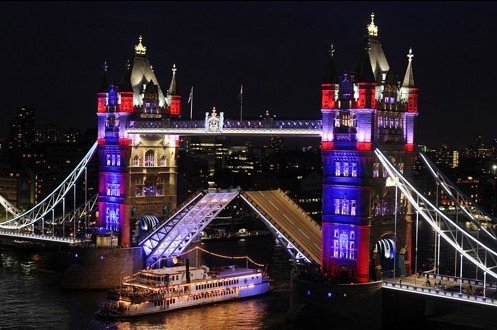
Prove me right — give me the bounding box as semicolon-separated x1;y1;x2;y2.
243;189;321;264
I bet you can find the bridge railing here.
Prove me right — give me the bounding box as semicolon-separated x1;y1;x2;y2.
383;281;497;307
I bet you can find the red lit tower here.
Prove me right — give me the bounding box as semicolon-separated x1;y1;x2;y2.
96;37;181;247
320;13;418;283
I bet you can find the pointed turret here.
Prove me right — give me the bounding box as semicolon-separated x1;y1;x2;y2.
119;60;134;112
363;12;390;84
401;48;418;113
322;44;339;109
356;44;377;108
402;48;415;88
97;62;109;113
129;36;167;107
168;64;181;116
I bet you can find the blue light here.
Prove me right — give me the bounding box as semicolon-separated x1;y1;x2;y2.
75;253;78;258
328;292;332;298
100;255;104;260
306;290;311;295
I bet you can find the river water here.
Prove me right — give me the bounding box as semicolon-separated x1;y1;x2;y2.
0;226;489;329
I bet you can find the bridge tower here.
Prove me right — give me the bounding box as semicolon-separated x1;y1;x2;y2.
96;37;181;247
320;13;418;283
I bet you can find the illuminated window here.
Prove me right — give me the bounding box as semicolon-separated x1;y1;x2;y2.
398;162;404;174
343;162;349;177
351;200;356;216
378;116;383;128
373;163;379;177
116;155;121;166
157;185;163;195
133;156;139;166
333;240;339;258
335;162;341;176
341;199;350;215
135;186;142;197
145;150;155;166
144;185;155;196
111;154;116;166
351;162;357;177
160;156;167;166
349;241;355;259
334;199;340;214
106;154;111;166
334;113;340;127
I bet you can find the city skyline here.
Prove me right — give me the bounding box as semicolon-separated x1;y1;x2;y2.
1;2;496;148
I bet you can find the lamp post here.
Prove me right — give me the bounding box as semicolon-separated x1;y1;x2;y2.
493;164;497;175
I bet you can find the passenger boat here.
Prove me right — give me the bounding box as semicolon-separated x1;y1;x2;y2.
98;260;270;318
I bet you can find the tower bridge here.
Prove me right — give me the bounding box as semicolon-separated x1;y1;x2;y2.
0;13;496;328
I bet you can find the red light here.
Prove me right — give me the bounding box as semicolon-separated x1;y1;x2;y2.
405;143;414;152
119;138;132;146
97;138;105;145
356;142;371;151
321;142;334;150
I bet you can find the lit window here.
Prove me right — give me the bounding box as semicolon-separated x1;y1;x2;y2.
145;150;155;166
351;162;357;177
133;156;139;166
343;162;349;177
160;156;166;166
351;200;356;216
335;162;341;176
373;163;379;177
334;199;340;214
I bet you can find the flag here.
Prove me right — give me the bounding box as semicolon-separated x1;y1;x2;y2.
188;86;193;104
239;84;243;100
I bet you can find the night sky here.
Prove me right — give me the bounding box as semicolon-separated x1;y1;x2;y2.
2;1;496;148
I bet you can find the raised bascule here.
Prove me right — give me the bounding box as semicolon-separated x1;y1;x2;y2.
2;13;497;329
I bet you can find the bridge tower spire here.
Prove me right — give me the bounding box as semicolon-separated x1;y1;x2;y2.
167;64;181;116
321;44;339;109
320;13;417;283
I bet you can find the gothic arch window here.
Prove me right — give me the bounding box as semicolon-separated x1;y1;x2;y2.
343;162;349;177
116;154;121;166
145;150;155;167
160;156;167;166
133;155;140;166
334;199;340;214
373;162;379;177
106;154;111;166
335;162;341;176
351;162;358;177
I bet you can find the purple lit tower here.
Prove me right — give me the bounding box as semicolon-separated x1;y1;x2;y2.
320;13;418;283
96;37;181;248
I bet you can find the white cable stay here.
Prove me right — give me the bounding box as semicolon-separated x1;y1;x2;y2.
48;193;99;225
417;148;497;240
0;141;98;230
375;148;497;281
0;194;23;218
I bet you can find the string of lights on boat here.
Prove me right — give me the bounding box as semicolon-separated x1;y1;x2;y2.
148;245;266;269
375;149;497;282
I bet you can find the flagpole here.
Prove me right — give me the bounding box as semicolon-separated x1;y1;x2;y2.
190;86;193;120
240;84;243;121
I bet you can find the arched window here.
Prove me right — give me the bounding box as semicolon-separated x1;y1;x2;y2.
160;156;167;166
145;150;155;166
133;155;140;166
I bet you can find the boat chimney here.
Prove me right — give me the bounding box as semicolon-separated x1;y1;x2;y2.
186;258;191;283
